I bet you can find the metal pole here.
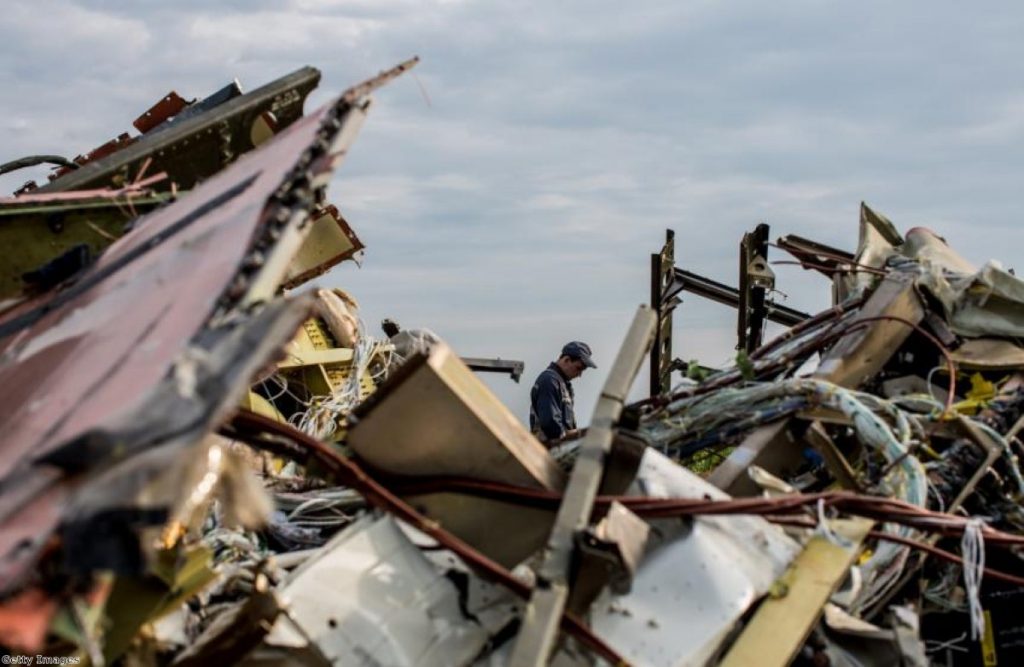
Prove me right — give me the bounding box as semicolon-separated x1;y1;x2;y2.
509;305;656;667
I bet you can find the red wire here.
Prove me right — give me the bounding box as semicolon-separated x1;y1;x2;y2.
230;410;631;666
767;516;1024;587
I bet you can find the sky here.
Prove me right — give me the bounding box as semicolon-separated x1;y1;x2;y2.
3;1;1024;423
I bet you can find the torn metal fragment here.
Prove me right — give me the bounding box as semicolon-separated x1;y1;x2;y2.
0;61;415;638
38;67;321;194
280;206;364;289
349;341;565;490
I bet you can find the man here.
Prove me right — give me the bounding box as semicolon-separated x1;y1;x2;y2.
529;341;597;445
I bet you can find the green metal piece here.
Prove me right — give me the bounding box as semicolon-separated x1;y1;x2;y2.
37;67;321;194
0;194;169;299
102;546;217;663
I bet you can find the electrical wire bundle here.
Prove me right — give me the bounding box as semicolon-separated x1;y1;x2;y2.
644;382;810;459
294;319;392;440
273;486;365;532
652;297;865;404
643;376;930;611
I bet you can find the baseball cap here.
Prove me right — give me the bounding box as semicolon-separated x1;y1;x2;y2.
561;341;597;369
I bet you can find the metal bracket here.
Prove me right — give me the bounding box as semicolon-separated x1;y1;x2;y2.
737;223;774;354
650;230;677;397
461;357;526;383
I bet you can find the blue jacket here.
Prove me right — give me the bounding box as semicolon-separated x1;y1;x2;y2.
530;363;576;442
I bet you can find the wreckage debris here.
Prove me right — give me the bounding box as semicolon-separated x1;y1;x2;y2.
643;207;1024;664
1;58;1024;667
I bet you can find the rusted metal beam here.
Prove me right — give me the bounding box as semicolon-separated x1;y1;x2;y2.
737;223;773;353
672;268;810;328
650;229;676;397
776;234;854;277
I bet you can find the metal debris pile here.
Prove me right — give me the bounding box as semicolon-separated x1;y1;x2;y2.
640;212;1024;665
1;61;1023;667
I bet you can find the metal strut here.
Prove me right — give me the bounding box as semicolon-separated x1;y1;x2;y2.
648;227;811;398
509;305;656;667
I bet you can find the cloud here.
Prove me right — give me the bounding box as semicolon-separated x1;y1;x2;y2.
0;2;151;68
5;1;1024;421
185;11;384;61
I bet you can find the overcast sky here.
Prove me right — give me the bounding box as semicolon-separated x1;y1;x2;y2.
3;1;1024;422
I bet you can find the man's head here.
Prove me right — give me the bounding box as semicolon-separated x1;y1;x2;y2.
556;341;597;380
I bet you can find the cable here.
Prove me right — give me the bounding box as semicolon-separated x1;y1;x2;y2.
228;410;630;667
831;314;957;416
0;154;79;177
962;518;986;640
295;320;385;440
751;295;866;361
767;517;1024;586
227;412;1024;633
